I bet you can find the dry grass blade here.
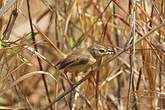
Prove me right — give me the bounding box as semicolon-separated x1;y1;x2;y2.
0;71;56;96
23;45;56;67
0;105;29;110
100;70;123;88
40;0;54;12
0;0;17;17
33;25;66;58
64;0;78;36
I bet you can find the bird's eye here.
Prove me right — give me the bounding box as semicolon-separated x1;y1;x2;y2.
99;49;105;53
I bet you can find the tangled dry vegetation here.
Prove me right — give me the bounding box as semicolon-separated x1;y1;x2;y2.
0;0;165;110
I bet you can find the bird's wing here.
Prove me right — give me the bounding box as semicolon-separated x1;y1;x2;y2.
58;55;90;70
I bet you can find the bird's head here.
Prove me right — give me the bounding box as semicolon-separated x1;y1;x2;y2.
88;44;114;59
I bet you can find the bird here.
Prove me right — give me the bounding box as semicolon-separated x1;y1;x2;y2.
56;44;114;73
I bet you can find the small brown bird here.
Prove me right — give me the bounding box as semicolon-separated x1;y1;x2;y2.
56;44;114;73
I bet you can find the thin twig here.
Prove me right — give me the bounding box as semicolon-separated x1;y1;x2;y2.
26;0;53;110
